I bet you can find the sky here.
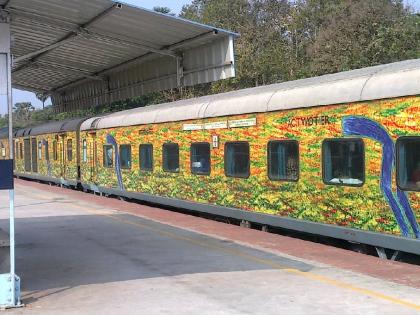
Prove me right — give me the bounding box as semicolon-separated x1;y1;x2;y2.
3;0;420;115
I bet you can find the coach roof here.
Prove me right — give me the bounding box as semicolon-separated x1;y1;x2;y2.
15;118;88;137
78;58;418;131
0;128;10;140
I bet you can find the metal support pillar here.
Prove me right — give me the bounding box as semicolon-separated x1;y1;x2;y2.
375;246;401;261
375;247;388;260
240;220;251;229
0;11;22;309
176;55;184;89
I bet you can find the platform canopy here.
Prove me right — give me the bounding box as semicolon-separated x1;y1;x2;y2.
0;0;237;112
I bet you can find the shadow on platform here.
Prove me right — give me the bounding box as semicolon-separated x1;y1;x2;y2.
0;212;313;305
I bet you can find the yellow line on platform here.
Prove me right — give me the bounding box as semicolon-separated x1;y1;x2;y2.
100;212;420;311
17;184;420;311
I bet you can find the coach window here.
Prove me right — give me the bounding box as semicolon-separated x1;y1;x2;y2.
225;142;250;178
67;139;73;161
268;140;299;181
120;145;132;169
396;137;420;191
103;145;114;168
82;139;87;163
38;141;42;160
45;141;49;161
53;141;58;161
323;138;364;186
163;143;179;173
1;143;5;158
139;144;153;171
20;143;23;159
191;143;210;175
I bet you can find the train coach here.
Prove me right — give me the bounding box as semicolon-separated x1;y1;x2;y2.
11;119;87;186
3;59;420;256
0;128;10;160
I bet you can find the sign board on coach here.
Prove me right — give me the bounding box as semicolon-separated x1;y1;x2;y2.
0;160;13;190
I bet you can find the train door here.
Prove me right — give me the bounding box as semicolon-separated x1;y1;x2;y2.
64;136;72;180
24;138;31;172
91;133;98;183
60;135;66;178
31;138;38;173
0;142;5;160
1;142;4;159
56;136;63;177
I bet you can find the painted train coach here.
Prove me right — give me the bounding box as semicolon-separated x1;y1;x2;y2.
0;128;10;159
11;119;86;186
3;59;420;255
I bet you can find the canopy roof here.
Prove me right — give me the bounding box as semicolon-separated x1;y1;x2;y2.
81;58;420;131
1;0;237;112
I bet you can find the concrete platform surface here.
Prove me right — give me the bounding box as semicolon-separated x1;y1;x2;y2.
0;179;419;315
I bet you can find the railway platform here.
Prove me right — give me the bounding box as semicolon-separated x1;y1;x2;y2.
0;179;419;314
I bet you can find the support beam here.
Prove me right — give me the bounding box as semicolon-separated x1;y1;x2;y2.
13;36;80;64
168;30;219;51
82;2;122;28
176;56;184;88
0;0;11;10
11;3;121;70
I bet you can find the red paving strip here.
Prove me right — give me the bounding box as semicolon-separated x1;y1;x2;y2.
16;178;420;289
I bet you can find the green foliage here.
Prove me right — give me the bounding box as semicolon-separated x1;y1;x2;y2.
153;6;175;15
12;102;35;128
0;115;7;128
182;0;419;87
306;0;419;74
35;93;48;109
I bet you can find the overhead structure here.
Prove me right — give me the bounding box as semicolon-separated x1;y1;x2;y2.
80;59;420;130
1;0;238;112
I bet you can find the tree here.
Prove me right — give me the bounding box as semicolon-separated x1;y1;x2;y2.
180;0;292;90
0;114;7;128
13;102;35;128
36;93;48;110
153;6;175;16
181;0;419;88
305;0;420;75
